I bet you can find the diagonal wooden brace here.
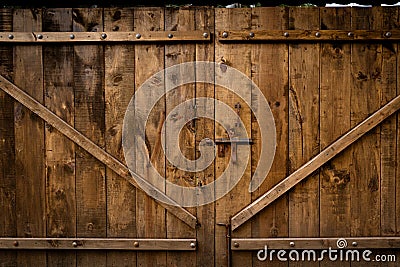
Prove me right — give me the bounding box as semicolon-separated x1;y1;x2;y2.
231;94;400;231
0;74;198;229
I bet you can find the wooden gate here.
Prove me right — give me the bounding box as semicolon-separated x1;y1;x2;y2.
0;6;400;267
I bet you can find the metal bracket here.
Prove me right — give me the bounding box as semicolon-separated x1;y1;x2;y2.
215;138;253;163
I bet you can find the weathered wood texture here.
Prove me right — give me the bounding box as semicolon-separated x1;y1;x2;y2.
0;7;399;267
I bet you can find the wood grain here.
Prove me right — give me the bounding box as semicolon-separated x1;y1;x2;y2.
13;8;46;266
0;7;16;267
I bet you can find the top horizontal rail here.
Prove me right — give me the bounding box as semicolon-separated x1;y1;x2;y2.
0;31;211;43
218;30;400;42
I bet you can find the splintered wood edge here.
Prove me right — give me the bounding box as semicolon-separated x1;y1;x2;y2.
231;94;400;231
0;74;198;229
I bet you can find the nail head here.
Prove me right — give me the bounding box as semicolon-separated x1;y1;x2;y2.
69;34;75;39
13;241;19;247
203;32;209;38
315;32;321;37
283;32;289;37
385;31;392;38
168;33;173;38
101;33;107;39
133;241;139;247
352;241;358;247
72;241;78;247
289;241;295;247
233;242;239;248
348;32;354;37
8;34;14;39
37;34;43;39
222;31;228;38
135;33;141;39
190;242;196;248
249;32;255;38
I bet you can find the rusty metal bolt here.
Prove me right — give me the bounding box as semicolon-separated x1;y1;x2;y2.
249;32;255;38
168;33;173;39
315;31;321;38
37;34;43;39
72;241;78;248
8;34;14;39
222;31;228;38
101;33;107;39
385;31;392;38
203;32;209;38
13;241;19;247
347;32;354;37
352;241;358;247
135;33;141;39
69;34;75;39
233;242;239;248
133;241;139;247
283;32;289;37
190;242;196;248
289;241;295;247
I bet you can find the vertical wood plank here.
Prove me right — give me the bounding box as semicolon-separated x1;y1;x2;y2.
13;8;46;266
104;7;137;267
164;7;196;267
195;7;215;267
0;7;16;267
134;7;167;267
350;7;381;239
73;8;106;267
250;7;289;267
380;7;398;237
215;7;253;267
288;7;320;267
43;8;76;267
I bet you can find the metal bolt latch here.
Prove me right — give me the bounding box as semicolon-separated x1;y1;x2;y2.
215;138;253;163
222;31;228;38
135;33;141;39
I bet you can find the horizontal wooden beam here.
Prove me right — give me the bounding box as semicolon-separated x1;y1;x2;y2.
231;237;400;250
0;31;210;43
231;94;400;231
0;75;198;229
0;238;196;250
218;30;400;42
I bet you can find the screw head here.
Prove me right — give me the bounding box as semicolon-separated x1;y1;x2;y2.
315;31;321;38
347;32;354;37
13;241;19;247
385;31;392;38
69;34;75;39
8;34;14;39
133;241;139;247
101;33;107;39
203;32;209;38
190;242;196;248
168;33;173;39
37;34;43;39
352;241;358;247
249;32;255;38
233;242;239;248
289;241;295;247
222;31;228;38
135;33;141;39
72;241;78;247
283;32;289;37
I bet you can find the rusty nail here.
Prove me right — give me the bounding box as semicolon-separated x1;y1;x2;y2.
13;241;19;247
283;32;289;37
315;31;321;38
101;33;107;39
37;34;43;39
233;242;239;248
8;34;13;39
168;33;173;38
348;32;354;37
352;241;358;247
133;241;139;247
203;32;209;38
69;34;75;39
385;31;392;38
289;241;295;247
190;242;196;248
135;33;141;39
222;31;228;38
249;32;255;38
72;241;78;247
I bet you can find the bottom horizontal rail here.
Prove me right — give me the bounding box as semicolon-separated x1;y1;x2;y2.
231;237;400;250
0;238;196;251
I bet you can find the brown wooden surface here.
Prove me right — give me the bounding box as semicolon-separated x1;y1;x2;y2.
0;7;400;267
